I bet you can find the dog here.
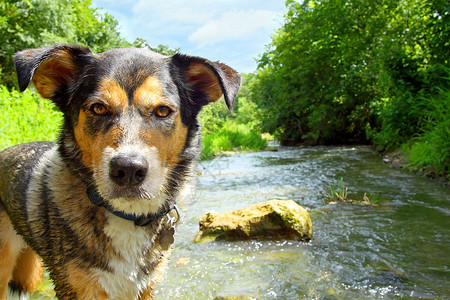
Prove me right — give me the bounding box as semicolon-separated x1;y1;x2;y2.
0;45;241;299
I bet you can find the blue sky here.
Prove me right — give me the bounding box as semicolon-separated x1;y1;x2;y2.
91;0;288;73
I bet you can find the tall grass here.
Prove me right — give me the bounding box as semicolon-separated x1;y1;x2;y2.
373;65;450;179
199;96;268;160
0;85;62;151
323;177;380;205
201;120;267;160
324;177;348;202
405;87;450;176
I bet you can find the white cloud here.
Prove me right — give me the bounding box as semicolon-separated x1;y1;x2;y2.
189;9;277;48
132;0;214;25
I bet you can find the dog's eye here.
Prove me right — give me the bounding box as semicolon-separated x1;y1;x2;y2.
154;106;172;118
91;103;108;116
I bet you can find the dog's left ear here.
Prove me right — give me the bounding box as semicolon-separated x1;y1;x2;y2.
172;54;241;111
14;45;92;101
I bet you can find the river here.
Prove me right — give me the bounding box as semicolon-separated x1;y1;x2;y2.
155;146;449;299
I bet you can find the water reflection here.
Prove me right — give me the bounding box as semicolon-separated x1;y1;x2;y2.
156;146;449;299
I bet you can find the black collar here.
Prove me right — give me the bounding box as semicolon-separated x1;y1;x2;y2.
86;187;177;227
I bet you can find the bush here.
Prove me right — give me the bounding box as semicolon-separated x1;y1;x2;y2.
201;120;267;160
199;77;268;160
0;85;62;151
405;86;450;176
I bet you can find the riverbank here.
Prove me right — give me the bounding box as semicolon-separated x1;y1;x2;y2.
382;149;449;186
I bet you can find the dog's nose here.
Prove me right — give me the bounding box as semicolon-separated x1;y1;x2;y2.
109;155;148;187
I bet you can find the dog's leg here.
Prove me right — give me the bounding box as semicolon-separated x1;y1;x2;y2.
0;211;25;299
11;247;44;295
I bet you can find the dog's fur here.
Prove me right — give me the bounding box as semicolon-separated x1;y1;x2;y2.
0;45;240;299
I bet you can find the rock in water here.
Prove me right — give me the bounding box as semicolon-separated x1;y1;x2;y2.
194;200;312;243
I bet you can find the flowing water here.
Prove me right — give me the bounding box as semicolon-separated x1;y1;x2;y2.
155;146;449;299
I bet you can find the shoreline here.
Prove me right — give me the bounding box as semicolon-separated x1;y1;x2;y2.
382;149;449;187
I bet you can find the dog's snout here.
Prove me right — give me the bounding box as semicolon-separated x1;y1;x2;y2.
109;155;148;187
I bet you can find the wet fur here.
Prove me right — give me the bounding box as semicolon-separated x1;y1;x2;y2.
0;45;240;299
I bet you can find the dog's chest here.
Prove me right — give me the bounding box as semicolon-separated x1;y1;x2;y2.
96;215;162;300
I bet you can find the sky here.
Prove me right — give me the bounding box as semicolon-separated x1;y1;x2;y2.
90;0;288;74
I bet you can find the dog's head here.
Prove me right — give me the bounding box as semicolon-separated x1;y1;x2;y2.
15;45;241;216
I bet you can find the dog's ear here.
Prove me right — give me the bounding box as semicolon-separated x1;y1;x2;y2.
14;45;92;100
172;54;241;111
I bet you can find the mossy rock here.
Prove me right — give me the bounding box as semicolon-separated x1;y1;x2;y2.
194;200;312;243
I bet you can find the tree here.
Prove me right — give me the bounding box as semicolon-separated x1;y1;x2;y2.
252;0;449;146
131;38;180;56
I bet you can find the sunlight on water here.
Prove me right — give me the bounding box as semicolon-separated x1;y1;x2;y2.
156;146;450;299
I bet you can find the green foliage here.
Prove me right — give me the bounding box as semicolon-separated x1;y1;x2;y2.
201;119;268;160
254;0;395;144
199;77;268;160
405;84;450;176
232;73;265;131
131;38;180;56
0;0;127;88
324;177;348;202
199;97;232;135
0;85;62;151
324;177;380;205
373;64;450;151
252;0;448;147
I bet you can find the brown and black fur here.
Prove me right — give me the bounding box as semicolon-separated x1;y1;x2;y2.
0;45;241;299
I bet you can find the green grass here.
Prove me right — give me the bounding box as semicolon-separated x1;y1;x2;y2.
0;85;62;151
324;177;380;205
324;177;348;203
201;120;268;160
405;87;450;177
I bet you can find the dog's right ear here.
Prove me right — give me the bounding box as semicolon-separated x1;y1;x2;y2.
171;54;241;111
14;45;92;101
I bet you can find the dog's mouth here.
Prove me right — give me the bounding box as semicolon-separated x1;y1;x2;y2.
103;174;168;216
109;185;159;199
87;185;170;220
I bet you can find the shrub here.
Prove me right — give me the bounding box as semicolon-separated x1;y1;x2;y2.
0;85;62;151
406;86;450;176
201;120;267;160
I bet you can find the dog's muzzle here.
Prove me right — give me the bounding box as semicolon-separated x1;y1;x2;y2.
109;154;148;187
